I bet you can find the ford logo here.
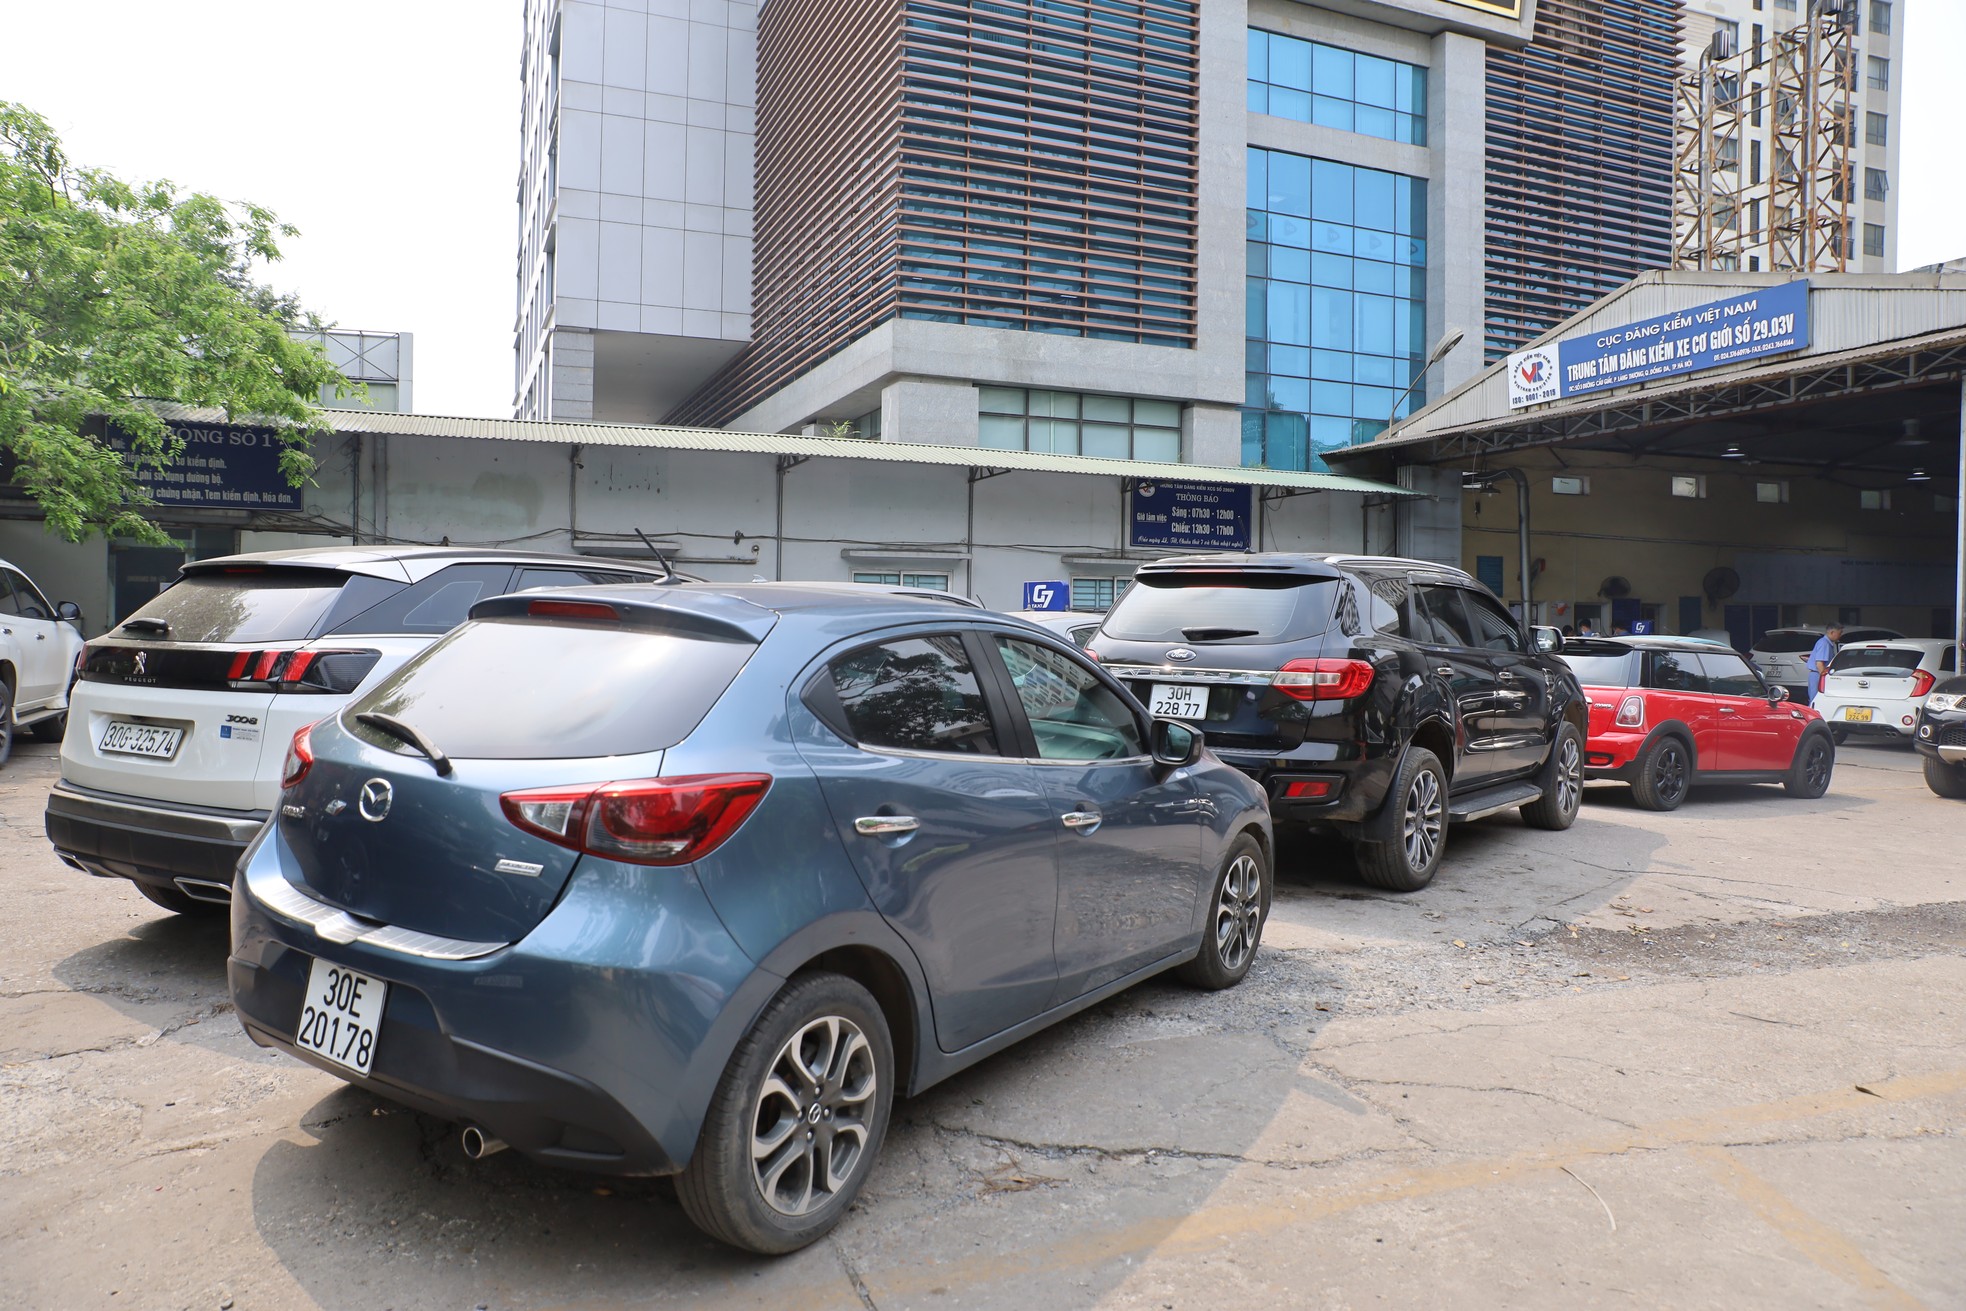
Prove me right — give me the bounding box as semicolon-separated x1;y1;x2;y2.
1167;647;1196;662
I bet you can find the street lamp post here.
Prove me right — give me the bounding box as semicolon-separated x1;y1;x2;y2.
1386;328;1466;437
1463;467;1534;621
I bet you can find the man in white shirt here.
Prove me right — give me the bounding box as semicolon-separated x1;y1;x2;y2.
1807;623;1844;704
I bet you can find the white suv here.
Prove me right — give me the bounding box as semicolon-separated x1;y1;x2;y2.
0;557;88;762
45;546;676;915
1749;625;1901;701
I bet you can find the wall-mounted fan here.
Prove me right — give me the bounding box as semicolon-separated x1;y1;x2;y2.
1703;566;1741;603
1597;575;1632;599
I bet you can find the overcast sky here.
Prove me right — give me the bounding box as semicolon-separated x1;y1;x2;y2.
3;2;1961;419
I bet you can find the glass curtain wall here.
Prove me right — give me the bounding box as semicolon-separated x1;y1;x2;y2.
1247;30;1426;146
1244;148;1427;471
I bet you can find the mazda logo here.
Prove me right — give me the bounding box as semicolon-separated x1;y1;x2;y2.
357;778;394;822
1166;647;1196;662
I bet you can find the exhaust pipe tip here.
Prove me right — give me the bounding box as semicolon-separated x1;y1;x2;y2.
460;1125;507;1160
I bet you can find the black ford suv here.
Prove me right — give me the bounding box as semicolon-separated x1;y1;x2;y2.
1914;672;1966;798
1089;553;1586;890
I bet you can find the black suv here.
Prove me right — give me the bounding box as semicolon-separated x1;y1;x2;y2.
1089;553;1586;890
1914;672;1966;798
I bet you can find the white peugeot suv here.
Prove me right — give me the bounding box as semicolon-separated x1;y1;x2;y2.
45;545;676;915
0;556;89;762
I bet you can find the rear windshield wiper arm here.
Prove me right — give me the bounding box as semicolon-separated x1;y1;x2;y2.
1181;626;1260;641
119;617;170;636
354;712;455;777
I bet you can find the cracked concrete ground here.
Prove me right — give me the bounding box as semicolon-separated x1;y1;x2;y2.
1;739;1961;1310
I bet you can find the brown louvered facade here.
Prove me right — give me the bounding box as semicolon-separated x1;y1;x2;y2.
669;0;1201;429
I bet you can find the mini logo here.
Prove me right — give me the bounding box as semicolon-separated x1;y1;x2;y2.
357;779;393;822
1166;647;1197;662
133;652;148;676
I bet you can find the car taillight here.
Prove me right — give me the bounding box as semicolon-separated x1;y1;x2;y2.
528;598;619;622
226;648;381;693
500;774;771;866
1911;669;1936;698
281;724;316;789
1082;648;1099;662
1616;694;1645;727
1273;658;1376;701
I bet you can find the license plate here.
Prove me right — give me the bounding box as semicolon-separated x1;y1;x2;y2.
98;720;185;759
1844;707;1874;723
295;957;388;1077
1149;683;1209;720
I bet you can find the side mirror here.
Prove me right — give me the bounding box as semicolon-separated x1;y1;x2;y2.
1531;625;1564;654
1151;718;1205;770
57;601;83;622
1768;685;1789;704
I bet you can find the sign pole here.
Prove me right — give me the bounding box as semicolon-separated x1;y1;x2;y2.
1956;377;1964;667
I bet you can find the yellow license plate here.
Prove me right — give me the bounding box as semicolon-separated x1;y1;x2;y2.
1844;707;1873;723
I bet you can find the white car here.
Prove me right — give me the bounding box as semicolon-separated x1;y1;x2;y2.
1813;638;1959;743
0;557;88;762
45;546;675;915
1749;625;1901;700
1006;608;1104;648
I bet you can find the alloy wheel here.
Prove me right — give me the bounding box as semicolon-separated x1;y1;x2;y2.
1805;740;1832;791
1402;769;1444;872
1555;735;1583;815
1656;742;1688;805
750;1015;878;1218
1213;852;1262;972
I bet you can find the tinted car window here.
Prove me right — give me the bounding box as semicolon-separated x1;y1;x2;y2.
1647;651;1710;693
1411;585;1476;647
1753;631;1822;654
1101;573;1336;644
825;635;1000;755
1829;647;1924;673
346;619;754;759
1559;652;1638;687
1464;591;1524;652
514;567;640;590
328;564;516;636
1;568;51;619
122;569;353;643
993;636;1144;761
1698;651;1766;698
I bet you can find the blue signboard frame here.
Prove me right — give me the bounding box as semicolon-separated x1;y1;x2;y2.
1022;580;1070;611
1129;481;1253;552
107;421;306;511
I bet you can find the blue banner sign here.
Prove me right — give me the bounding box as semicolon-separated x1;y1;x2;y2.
1022;580;1070;611
1508;280;1810;409
108;422;306;511
1129;481;1253;552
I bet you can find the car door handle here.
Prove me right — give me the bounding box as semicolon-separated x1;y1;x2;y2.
1718;706;1736;714
854;816;919;836
1060;810;1102;830
1435;665;1456;677
1497;670;1517;682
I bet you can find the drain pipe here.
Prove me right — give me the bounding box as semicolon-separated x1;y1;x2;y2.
1465;467;1532;620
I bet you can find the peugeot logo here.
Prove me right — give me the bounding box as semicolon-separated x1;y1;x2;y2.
1167;647;1197;662
357;778;394;823
133;652;148;676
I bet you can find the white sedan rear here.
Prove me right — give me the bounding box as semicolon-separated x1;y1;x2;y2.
1813;639;1959;741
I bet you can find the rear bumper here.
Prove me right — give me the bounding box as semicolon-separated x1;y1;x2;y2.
45;779;265;897
1214;745;1398;825
1814;696;1919;737
1583;729;1646;778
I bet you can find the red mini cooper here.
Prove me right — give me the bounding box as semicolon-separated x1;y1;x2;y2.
1557;636;1836;810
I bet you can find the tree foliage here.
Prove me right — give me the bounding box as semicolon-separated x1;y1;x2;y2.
0;103;346;542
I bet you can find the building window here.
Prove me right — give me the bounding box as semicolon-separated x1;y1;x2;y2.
1671;475;1707;499
1070;578;1130;611
1247;29;1427;146
978;389;1183;462
1859;489;1891;511
852;571;950;590
1863;223;1886;257
1870;1;1891;35
1756;480;1789;504
1244;147;1427;471
1864;167;1890;201
1551;476;1589;496
1866;111;1888;146
1867;56;1889;90
1775;0;1795;8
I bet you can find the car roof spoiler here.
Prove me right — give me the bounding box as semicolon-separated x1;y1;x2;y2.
469;587;778;644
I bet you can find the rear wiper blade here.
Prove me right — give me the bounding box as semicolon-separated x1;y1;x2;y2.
1181;626;1260;641
119;617;170;635
354;712;454;777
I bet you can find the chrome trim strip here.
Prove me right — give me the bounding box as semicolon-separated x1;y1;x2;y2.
252;874;509;961
1101;664;1273;686
1939;745;1966;765
47;780;267;845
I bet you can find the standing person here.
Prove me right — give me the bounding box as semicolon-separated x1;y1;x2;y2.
1577;618;1596;638
1807;623;1844;704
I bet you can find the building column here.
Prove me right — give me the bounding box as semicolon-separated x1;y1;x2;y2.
548;327;595;422
1429;30;1488;397
1185;403;1242;467
879;377;980;447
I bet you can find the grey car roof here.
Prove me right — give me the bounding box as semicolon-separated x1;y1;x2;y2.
186;544;676;584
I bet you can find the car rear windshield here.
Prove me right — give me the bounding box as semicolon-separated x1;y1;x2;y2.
343;618;756;759
120;568;366;644
1830;647;1924;673
1753;631;1822;654
1100;573;1336;644
1559;653;1637;687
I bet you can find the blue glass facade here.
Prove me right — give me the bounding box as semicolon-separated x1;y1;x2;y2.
1244;148;1427;471
1247;30;1427;146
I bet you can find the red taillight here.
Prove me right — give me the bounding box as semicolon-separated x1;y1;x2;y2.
528;599;620;622
1912;669;1936;698
1615;694;1645;727
227;648;378;692
1273;658;1376;701
500;774;771;866
281;724;315;789
1281;779;1335;799
1082;648;1099;662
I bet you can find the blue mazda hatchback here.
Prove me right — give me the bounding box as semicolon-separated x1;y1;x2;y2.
228;584;1271;1253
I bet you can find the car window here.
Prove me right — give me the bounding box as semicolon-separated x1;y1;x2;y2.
1752;631;1822;654
824;634;1000;756
1697;650;1766;698
1945;648;1958;675
993;636;1144;761
1101;572;1336;644
1067;623;1099;649
0;571;22;618
1411;584;1476;647
1559;652;1637;687
1;568;52;619
1647;651;1710;693
1463;591;1524;653
124;568;356;643
1829;647;1924;674
328;564;517;636
513;567;641;590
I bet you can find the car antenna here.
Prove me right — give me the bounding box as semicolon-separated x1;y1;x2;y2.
633;528;677;580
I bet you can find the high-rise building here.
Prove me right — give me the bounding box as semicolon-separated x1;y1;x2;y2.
1482;0;1682;361
519;2;1550;469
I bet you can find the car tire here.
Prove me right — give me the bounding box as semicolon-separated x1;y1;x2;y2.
1177;833;1269;990
1520;721;1585;831
1921;755;1966;799
1783;730;1835;799
676;972;894;1255
30;712;66;744
134;881;228;917
1629;734;1691;812
1353;747;1448;892
0;681;14;767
